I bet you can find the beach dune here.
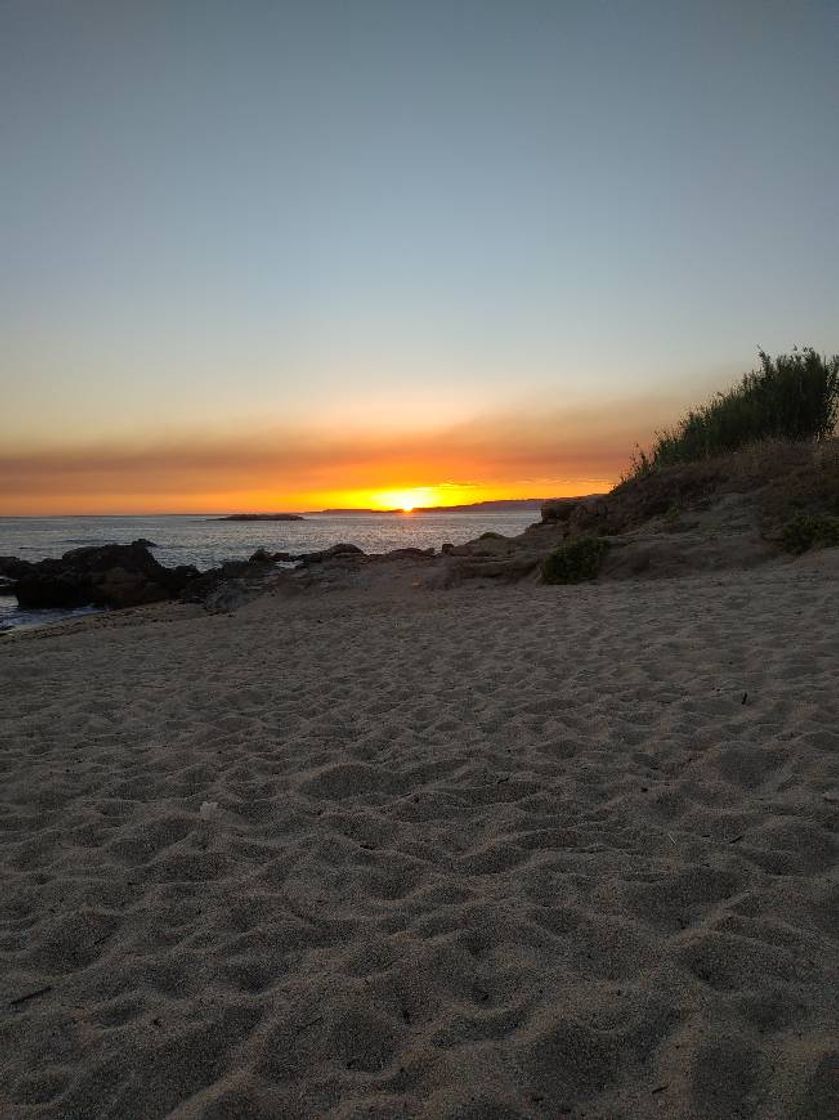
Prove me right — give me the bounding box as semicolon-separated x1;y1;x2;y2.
1;554;838;1118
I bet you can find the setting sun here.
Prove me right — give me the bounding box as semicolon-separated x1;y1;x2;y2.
370;487;439;512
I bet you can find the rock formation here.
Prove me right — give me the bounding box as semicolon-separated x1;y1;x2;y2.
12;542;200;610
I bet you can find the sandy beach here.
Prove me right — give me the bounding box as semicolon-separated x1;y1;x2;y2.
1;556;837;1119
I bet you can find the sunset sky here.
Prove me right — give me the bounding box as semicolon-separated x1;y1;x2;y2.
2;1;837;514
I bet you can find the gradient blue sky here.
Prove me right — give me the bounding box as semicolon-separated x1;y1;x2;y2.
1;1;837;510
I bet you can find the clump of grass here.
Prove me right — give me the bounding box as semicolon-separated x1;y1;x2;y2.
629;348;839;479
542;536;609;584
780;513;839;554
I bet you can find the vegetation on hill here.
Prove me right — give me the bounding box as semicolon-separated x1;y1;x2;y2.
541;536;609;583
531;349;839;586
780;512;839;554
603;437;839;540
629;347;839;478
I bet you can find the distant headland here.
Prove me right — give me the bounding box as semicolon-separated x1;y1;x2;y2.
213;500;549;520
311;499;550;515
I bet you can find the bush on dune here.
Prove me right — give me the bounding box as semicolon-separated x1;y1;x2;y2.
542;536;609;584
780;513;839;554
629;348;839;478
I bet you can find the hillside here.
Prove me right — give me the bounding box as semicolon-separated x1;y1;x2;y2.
422;439;839;586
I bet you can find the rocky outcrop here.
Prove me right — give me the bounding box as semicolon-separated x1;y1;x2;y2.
292;542;365;566
440;535;512;558
540;498;583;523
377;547;435;561
201;572;300;614
567;496;612;534
183;547;305;612
248;547;291;564
2;540;299;612
426;554;541;588
0;556;34;580
12;542;199;610
179;548;288;603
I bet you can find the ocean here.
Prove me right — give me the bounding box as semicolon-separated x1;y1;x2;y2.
0;510;538;632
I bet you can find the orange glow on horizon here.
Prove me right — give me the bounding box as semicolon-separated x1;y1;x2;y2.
0;477;617;517
0;404;661;515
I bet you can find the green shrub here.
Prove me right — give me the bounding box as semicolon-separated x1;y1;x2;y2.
629;348;839;478
541;536;609;583
780;513;839;554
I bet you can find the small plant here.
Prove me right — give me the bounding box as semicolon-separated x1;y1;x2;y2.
541;536;609;584
623;444;653;482
780;513;839;554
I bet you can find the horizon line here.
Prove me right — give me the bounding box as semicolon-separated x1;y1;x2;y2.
0;497;569;519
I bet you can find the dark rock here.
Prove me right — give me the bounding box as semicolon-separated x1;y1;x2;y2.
568;497;611;533
293;542;365;565
436;537;510;558
541;498;582;523
425;554;540;588
0;556;34;580
379;547;435;560
14;541;199;610
168;564;201;589
179;550;293;604
202;579;260;614
133;538;158;548
179;570;223;603
181;560;250;602
248;547;291;564
0;577;18;598
16;573;89;609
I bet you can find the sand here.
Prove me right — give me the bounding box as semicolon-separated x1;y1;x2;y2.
0;554;837;1119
